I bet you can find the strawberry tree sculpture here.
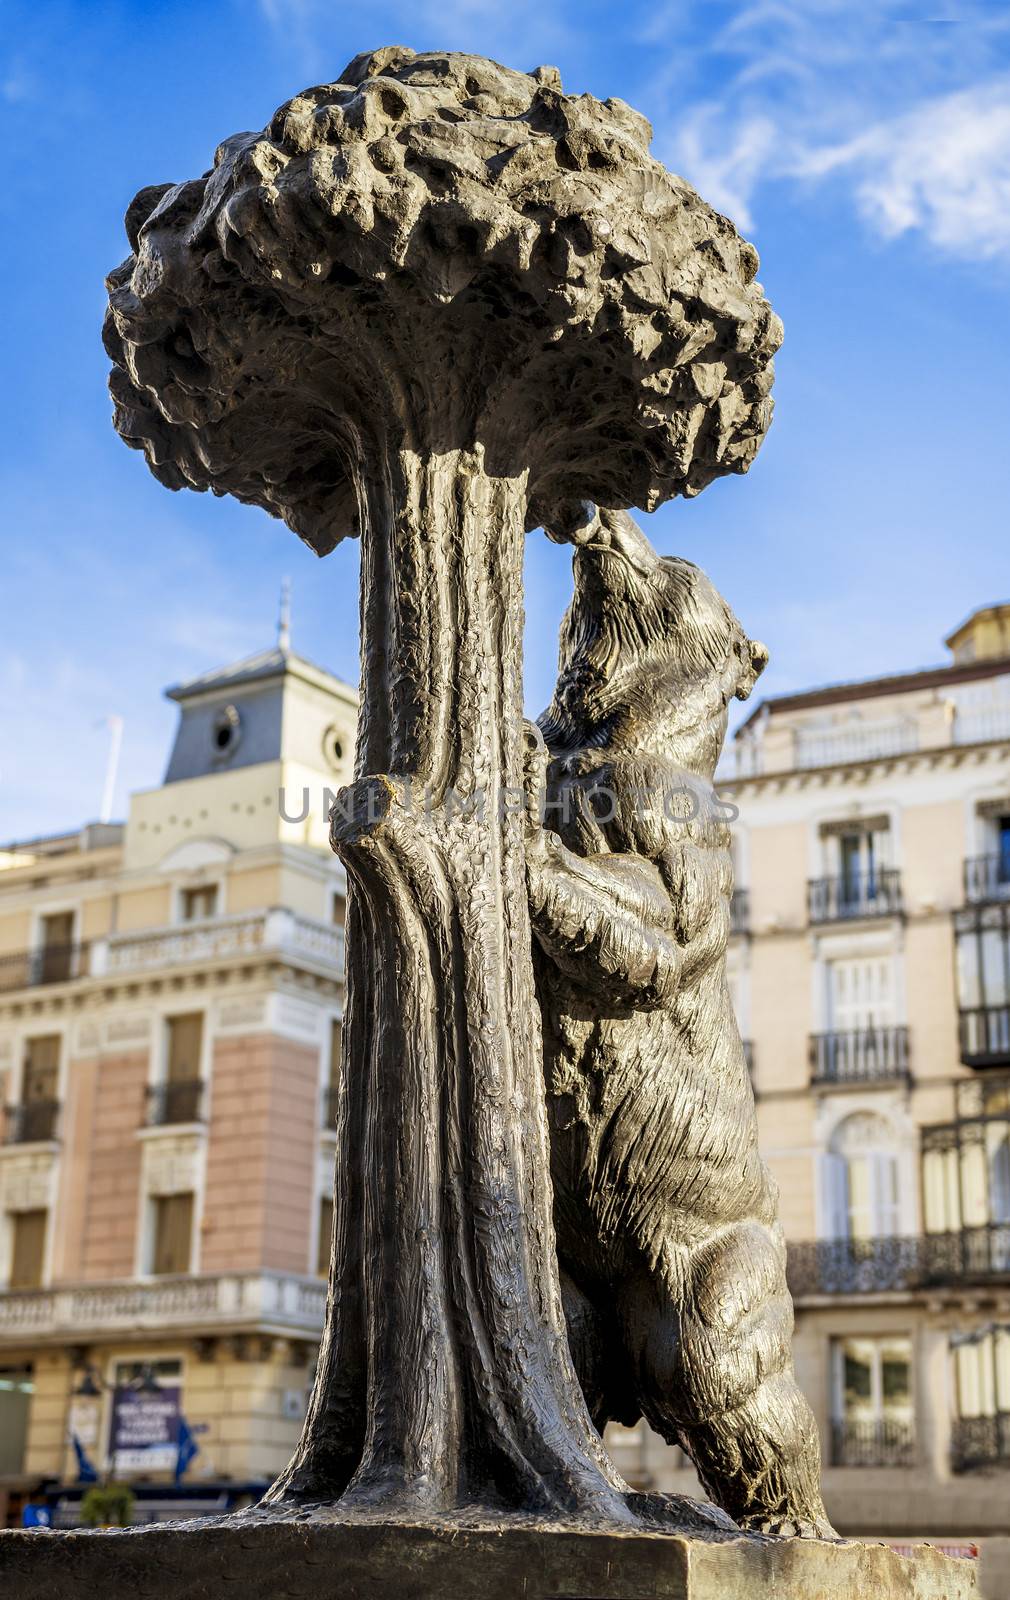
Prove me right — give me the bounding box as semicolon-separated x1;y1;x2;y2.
105;47;782;1525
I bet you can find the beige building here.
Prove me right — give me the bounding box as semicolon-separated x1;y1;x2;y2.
0;636;356;1523
5;599;1010;1551
609;601;1010;1559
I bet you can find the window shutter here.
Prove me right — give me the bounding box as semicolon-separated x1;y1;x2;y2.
10;1210;47;1289
821;1152;849;1240
22;1037;59;1102
166;1015;203;1084
869;1152;900;1237
153;1193;194;1275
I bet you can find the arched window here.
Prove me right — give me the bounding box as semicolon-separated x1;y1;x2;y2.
823;1112;900;1242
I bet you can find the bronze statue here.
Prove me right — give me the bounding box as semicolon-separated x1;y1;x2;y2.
102;47;789;1528
527;506;831;1536
6;39;972;1600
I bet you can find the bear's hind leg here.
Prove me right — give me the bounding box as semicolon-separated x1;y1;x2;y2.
622;1221;835;1538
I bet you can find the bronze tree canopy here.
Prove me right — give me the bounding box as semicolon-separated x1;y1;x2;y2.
104;48;785;1527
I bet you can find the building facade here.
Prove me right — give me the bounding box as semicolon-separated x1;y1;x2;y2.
5;602;1010;1549
608;602;1010;1558
0;641;356;1523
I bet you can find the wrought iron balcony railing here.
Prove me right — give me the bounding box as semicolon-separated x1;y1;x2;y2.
809;1025;910;1087
3;1100;61;1144
959;1004;1010;1068
730;889;749;936
830;1417;916;1468
787;1226;1010;1298
807;870;902;924
963;854;1010;906
0;943;90;994
951;1413;1010;1472
145;1080;204;1127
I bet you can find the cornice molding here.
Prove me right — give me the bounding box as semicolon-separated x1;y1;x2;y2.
720;735;1010;799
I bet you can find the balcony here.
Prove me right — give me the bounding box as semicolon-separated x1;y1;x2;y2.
794;719;919;771
830;1418;916;1468
959;1004;1010;1069
3;1100;60;1145
787;1226;1010;1298
730;890;749;936
146;1080;204;1127
809;1025;910;1087
0;1270;327;1345
0;943;90;994
964;854;1010;906
95;907;344;980
807;870;902;924
951;1414;1010;1472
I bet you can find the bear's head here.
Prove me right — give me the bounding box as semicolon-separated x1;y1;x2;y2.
538;507;767;779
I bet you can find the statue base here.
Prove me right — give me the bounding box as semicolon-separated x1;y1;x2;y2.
0;1516;976;1599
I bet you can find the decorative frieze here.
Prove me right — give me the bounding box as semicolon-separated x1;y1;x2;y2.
272;993;324;1044
215;996;268;1034
141;1132;204;1197
0;1149;59;1212
105;1014;151;1048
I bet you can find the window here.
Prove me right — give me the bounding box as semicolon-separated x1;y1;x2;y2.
331;891;345;929
38;912;74;983
179;885;218;923
998;817;1010;886
21;1035;59;1103
957;904;1010;1012
823;1112;899;1242
0;1366;33;1475
9;1210;47;1290
12;1036;61;1141
831;1335;914;1465
211;704;241;759
951;1325;1010;1470
955;903;1010;1063
954;1328;1010;1423
922;1079;1010;1245
826;957;894;1032
832;825;888;907
152;1015;204;1125
166;1014;203;1083
322;724;347;774
317;1194;334;1277
150;1193;194;1276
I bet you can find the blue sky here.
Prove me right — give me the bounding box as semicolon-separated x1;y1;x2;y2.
2;0;1008;839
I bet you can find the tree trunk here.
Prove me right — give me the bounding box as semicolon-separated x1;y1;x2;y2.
270;448;627;1518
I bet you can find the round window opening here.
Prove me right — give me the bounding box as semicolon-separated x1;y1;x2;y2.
213;704;242;759
323;725;345;771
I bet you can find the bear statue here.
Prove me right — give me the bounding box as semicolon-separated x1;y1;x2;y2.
524;505;833;1538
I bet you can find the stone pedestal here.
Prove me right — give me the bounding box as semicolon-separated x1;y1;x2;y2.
0;1519;976;1599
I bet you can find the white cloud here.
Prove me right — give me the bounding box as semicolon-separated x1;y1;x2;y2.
805;79;1010;259
651;1;1010;263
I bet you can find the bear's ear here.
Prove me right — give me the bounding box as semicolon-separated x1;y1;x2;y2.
735;638;769;701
